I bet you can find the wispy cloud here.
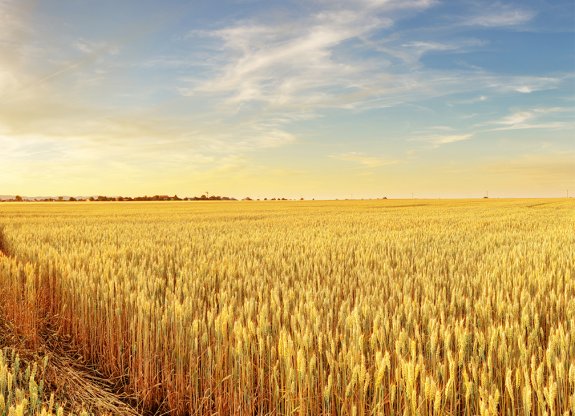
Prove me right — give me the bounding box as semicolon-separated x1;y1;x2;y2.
498;111;535;126
184;0;442;109
448;95;488;106
489;107;575;131
460;2;535;28
188;20;381;105
376;38;487;67
330;152;399;168
180;0;566;122
484;74;564;95
412;133;473;149
465;9;535;28
74;38;119;55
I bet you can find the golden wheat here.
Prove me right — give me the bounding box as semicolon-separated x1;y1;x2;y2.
0;348;88;416
0;199;573;414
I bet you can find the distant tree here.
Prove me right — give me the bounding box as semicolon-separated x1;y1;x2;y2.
69;197;77;202
15;195;23;202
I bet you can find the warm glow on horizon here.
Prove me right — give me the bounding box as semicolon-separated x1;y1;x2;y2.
0;0;573;199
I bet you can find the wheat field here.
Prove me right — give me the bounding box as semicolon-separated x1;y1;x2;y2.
0;199;573;415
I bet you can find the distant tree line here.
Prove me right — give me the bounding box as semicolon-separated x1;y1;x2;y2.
1;194;310;202
0;194;239;202
87;194;238;202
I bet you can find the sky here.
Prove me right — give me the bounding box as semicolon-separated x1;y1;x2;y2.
0;0;574;199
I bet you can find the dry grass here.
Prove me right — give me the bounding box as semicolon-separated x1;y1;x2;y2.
0;199;573;415
0;339;137;415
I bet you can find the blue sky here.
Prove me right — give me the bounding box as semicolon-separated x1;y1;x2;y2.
1;0;573;198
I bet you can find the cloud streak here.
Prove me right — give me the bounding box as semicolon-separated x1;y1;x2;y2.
185;1;441;109
464;8;535;28
406;133;474;151
330;152;399;168
488;107;575;131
